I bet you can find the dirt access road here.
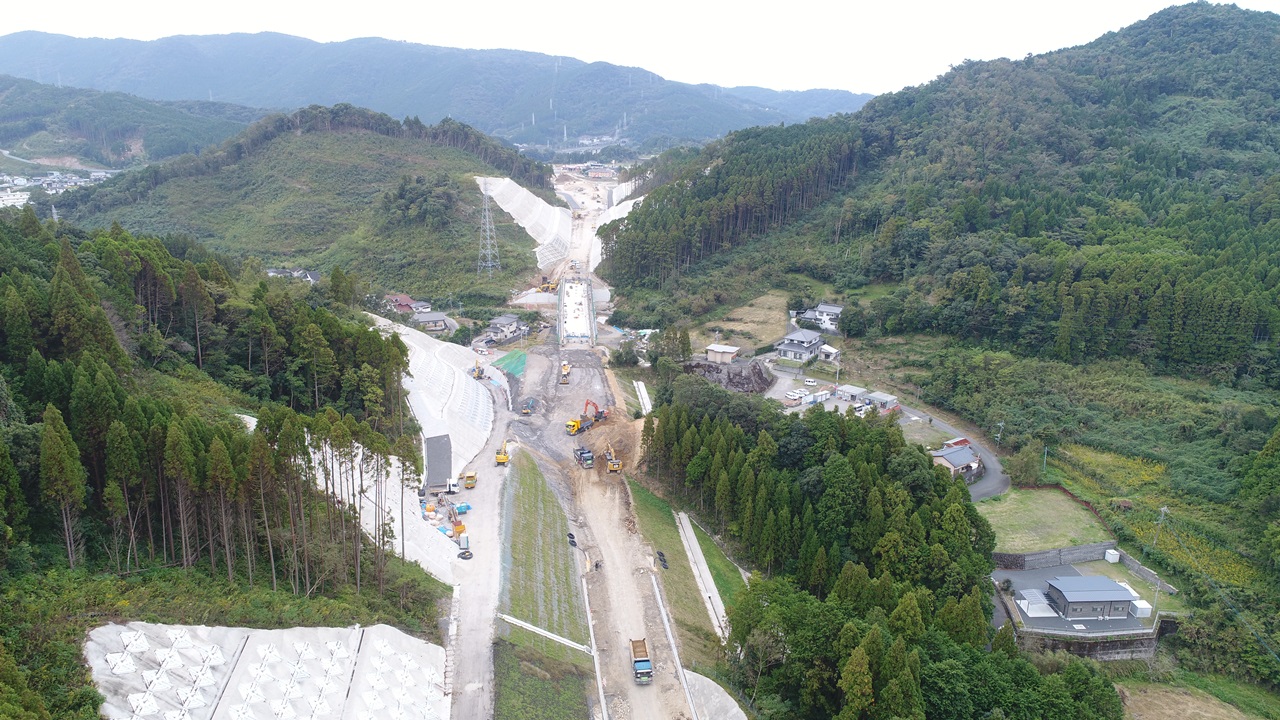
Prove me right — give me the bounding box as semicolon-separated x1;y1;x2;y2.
509;342;690;720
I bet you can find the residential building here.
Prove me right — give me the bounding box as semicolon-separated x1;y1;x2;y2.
489;313;523;340
930;444;984;480
819;344;841;362
705;344;740;364
1045;576;1133;620
794;302;844;332
775;329;824;361
410;300;433;312
414;311;449;333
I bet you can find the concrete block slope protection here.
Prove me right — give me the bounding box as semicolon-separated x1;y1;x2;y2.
477;177;570;270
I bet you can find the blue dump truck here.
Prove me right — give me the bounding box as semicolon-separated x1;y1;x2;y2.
630;638;653;684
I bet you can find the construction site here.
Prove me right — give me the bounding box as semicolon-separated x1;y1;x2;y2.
83;167;741;720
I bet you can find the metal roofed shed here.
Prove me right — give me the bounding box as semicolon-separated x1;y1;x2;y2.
705;344;741;364
1046;576;1134;619
837;385;867;401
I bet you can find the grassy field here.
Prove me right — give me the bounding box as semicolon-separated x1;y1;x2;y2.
503;454;589;654
689;290;792;353
688;520;748;611
627;479;722;667
1119;682;1258;719
976;488;1113;553
493;637;592;720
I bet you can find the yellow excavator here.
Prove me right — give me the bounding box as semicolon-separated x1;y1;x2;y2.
605;444;622;473
472;359;485;380
495;439;510;466
559;362;571;384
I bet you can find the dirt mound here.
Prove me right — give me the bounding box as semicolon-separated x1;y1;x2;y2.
683;359;775;393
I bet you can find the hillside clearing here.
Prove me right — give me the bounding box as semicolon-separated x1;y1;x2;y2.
977;487;1112;553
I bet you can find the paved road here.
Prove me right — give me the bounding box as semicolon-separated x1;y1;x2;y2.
894;402;1010;501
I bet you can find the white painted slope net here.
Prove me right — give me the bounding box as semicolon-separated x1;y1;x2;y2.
396;323;494;473
85;622;447;720
476;177;571;269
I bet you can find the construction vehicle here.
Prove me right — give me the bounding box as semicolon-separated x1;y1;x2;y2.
630;639;653;684
605;444;622;473
495;440;510;466
471;360;485;380
457;471;478;489
521;398;537;415
574;446;594;469
538;276;559;293
559;362;571;384
566;399;608;435
426;476;460;495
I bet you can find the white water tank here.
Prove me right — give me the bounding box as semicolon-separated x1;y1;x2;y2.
1104;549;1120;563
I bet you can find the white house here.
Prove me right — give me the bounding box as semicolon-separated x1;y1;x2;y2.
795;303;844;333
775;329;824;361
489;313;523;340
414;311;449;333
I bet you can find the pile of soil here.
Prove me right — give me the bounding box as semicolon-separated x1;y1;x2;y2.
683;359;775;393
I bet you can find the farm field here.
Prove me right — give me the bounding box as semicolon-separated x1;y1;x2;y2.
689;291;792;353
977;487;1112;553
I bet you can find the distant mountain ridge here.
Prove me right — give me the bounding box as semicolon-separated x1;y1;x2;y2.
0;74;254;168
0;31;872;147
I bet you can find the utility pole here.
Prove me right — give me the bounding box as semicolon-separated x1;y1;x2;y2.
1150;506;1170;622
995;421;1005;448
1042;445;1049;473
478;179;500;278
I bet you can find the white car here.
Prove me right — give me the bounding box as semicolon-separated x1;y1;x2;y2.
803;378;818;386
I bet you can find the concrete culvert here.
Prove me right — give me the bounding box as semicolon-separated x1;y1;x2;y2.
458;551;474;560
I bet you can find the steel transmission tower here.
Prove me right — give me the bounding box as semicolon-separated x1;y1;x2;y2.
478;179;500;278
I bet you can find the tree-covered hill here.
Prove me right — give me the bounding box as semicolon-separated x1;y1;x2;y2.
0;207;449;718
48;106;551;303
0;31;872;147
0;75;253;168
602;2;1280;693
603;2;1280;379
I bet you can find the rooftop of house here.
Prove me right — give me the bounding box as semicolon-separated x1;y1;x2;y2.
930;445;979;467
815;303;844;314
1047;576;1134;602
415;311;448;323
781;329;823;345
490;313;520;326
706;344;740;353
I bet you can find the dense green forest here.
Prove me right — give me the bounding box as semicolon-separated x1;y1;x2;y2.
604;1;1280;695
0;32;872;146
0;206;446;718
602;3;1280;378
43;107;551;303
0;75;251;167
641;374;1122;719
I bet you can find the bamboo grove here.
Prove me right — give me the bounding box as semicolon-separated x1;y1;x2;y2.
0;205;426;596
642;375;1122;719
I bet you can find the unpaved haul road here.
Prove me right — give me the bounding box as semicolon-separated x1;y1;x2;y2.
536;346;690;720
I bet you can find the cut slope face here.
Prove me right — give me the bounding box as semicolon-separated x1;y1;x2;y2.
477;177;570;269
85;622;448;719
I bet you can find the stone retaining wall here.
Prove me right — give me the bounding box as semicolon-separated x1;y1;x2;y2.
993;541;1116;570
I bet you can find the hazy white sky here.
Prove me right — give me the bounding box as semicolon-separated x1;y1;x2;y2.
8;1;1280;94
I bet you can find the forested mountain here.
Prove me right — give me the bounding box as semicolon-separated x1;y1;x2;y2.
0;75;253;168
0;31;872;147
0;207;446;718
604;2;1280;379
603;1;1280;694
47;106;551;303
